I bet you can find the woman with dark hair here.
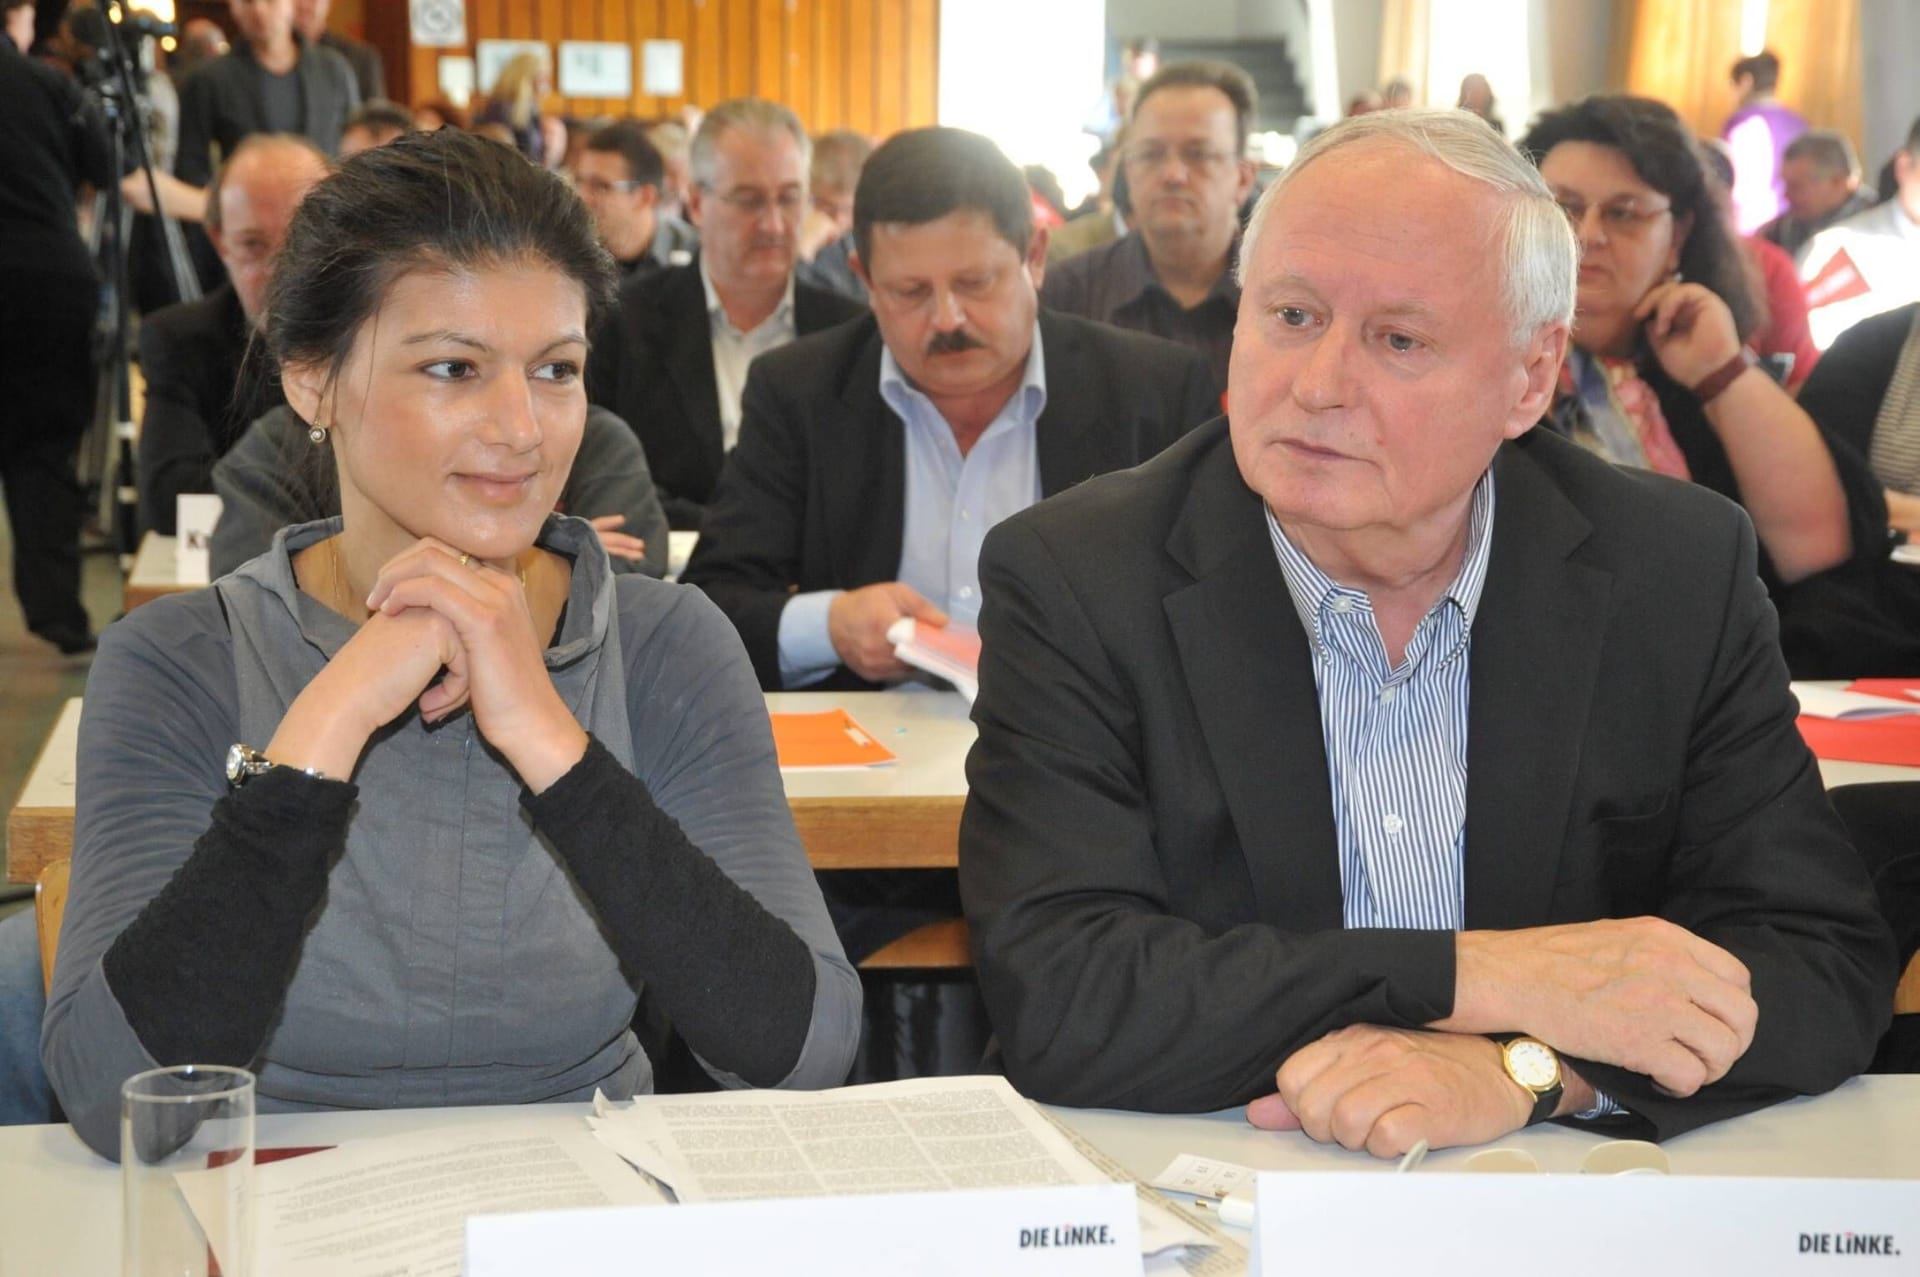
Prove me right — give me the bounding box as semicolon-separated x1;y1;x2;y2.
1519;97;1900;671
43;129;861;1158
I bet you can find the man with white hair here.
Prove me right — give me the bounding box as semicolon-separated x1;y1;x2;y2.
960;109;1895;1153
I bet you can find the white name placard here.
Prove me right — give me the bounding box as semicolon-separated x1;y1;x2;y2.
175;493;222;585
466;1182;1141;1277
1249;1173;1920;1275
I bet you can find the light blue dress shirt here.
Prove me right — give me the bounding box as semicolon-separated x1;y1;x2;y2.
777;325;1047;687
1267;472;1619;1118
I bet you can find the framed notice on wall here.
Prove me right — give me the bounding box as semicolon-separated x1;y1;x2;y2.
409;0;465;48
558;42;633;98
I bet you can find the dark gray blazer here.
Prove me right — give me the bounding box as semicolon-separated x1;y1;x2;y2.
960;419;1897;1140
174;36;359;184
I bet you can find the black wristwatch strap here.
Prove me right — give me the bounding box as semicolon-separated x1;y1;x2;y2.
1489;1032;1564;1126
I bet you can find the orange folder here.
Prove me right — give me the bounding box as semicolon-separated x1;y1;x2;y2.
770;709;898;770
1796;679;1920;767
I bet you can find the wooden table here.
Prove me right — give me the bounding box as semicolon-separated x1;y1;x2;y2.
6;697;80;885
121;531;204;611
1;1078;1914;1276
6;692;970;884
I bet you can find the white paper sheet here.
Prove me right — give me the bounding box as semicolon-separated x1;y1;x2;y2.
592;1076;1215;1261
177;1120;665;1277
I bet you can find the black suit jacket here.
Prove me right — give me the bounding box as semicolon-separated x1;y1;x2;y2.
960;420;1897;1140
587;259;866;529
684;309;1219;692
136;282;281;535
174;37;359;184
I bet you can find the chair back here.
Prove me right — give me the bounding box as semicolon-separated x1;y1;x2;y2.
35;858;69;998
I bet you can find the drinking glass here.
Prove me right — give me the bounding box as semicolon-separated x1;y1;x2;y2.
121;1065;255;1277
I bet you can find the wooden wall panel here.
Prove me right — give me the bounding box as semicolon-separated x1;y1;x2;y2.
399;0;937;137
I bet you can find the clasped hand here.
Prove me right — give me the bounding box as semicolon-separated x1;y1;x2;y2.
1246;1027;1534;1159
285;537;585;791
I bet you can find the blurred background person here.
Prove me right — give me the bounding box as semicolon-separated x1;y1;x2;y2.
168;16;230;82
292;0;381;103
1798;302;1920;536
137;134;329;536
576;118;697;278
174;0;359;187
1699;138;1821;391
647;118;692;219
1044;59;1257;394
0;0;113;656
474;48;549;164
1762;130;1878;258
1456;72;1503;136
413;95;469;132
1798;115;1920;350
337;98;412;158
1721;49;1807;234
799;128;870;262
1381;76;1414;109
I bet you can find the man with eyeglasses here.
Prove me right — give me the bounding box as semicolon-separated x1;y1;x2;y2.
589;100;865;530
575;120;698;279
1041;60;1258;395
137;134;329;537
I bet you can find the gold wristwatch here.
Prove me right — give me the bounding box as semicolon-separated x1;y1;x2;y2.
1489;1033;1563;1125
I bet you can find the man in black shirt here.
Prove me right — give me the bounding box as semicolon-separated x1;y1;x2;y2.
293;0;383;104
1041;60;1257;395
0;7;114;655
576;119;698;279
174;0;357;186
138;134;329;534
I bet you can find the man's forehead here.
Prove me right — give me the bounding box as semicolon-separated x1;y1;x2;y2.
866;212;1021;276
1134;84;1236;130
1251;158;1503;304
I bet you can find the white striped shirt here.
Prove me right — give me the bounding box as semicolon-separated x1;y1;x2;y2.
1266;473;1495;931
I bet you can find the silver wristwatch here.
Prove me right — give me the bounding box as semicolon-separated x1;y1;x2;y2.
225;744;326;788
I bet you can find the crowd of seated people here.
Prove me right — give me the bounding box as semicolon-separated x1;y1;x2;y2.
3;2;1916;1166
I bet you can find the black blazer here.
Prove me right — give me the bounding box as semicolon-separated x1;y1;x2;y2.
959;419;1897;1140
587;259;866;529
136;282;281;535
683;309;1219;691
174;37;359;184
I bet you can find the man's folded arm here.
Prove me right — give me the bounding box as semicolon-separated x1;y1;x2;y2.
1588;519;1893;1138
1443;513;1896;1140
963;516;1457;1113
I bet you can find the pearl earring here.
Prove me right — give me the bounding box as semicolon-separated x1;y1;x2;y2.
308;422;329;444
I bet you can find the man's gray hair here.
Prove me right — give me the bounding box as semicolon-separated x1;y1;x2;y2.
690;99;812;188
1237;109;1576;345
1782;129;1860;181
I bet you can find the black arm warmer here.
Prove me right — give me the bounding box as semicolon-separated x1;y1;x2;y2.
101;767;356;1067
524;735;818;1087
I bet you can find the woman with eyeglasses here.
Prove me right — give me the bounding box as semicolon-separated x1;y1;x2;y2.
1520;96;1903;675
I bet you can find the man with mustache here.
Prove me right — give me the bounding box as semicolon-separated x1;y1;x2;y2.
684;126;1216;696
588;99;865;529
684;130;1215;1073
1041;60;1258;395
